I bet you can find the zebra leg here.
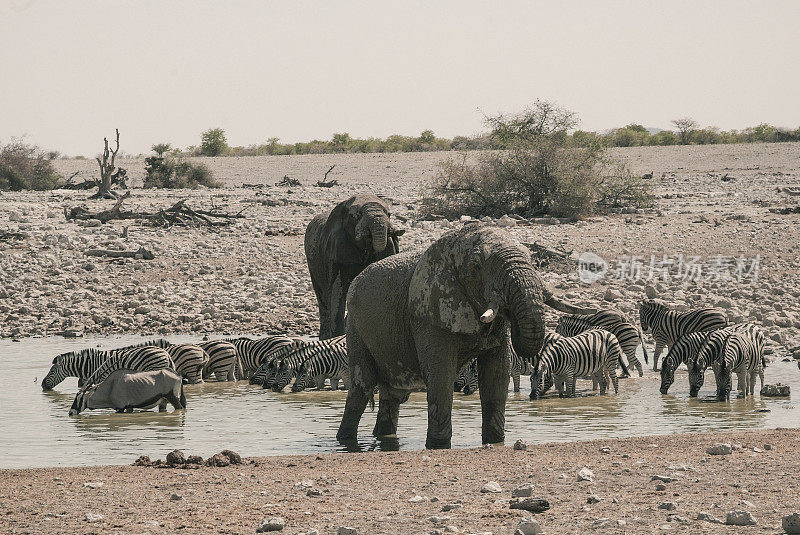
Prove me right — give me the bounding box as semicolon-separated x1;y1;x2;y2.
477;345;509;445
596;372;607;395
627;349;643;377
567;375;576;397
652;341;665;371
512;372;520;393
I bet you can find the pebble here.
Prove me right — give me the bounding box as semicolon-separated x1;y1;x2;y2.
577;467;594;482
428;515;451;525
441;504;462;512
337;527;357;535
82;481;104;489
480;481;502;493
409;495;429;503
587;494;601;504
512;483;534;498
513;439;527;451
696;512;724;524
725;510;757;526
706;443;732;455
84;513;104;522
599;447;611;454
764;444;773;451
651;475;676;483
257;517;285;532
666;514;689;523
783;512;800;534
514;516;543;535
509;498;550;513
655;483;666;491
170;493;183;501
658;502;676;511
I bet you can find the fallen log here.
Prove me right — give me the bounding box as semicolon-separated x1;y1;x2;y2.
84;246;154;260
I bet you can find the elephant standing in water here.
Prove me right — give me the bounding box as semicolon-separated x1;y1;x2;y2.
305;194;403;339
337;224;593;449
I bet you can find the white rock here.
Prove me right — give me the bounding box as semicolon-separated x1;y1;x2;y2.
577;467;594;482
706;443;732;455
337;527;358;535
84;513;104;522
512;483;534;498
481;481;503;493
408;495;429;503
725;510;756;526
257;517;285;532
696;512;723;524
514;516;543;535
82;481;104;489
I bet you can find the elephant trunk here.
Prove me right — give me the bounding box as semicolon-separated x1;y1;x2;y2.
366;208;388;253
493;254;546;359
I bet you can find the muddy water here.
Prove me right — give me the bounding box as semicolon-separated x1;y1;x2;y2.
1;335;798;468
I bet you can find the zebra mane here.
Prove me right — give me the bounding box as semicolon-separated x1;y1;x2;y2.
55;347;109;362
120;339;171;350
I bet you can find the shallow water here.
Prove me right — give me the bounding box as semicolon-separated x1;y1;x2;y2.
1;335;798;468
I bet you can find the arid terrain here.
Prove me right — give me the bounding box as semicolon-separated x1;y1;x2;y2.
2;428;799;534
2;143;800;534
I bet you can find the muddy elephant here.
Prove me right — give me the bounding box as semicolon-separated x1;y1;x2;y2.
305;194;403;340
336;224;593;449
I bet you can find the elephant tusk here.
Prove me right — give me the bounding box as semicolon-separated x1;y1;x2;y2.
480;303;498;323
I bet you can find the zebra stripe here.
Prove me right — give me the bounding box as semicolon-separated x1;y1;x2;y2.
252;339;309;387
639;299;728;371
198;340;238;382
270;336;346;392
73;346;174;396
557;310;646;376
292;342;349;392
42;350;108;390
530;330;628;398
226;335;300;380
689;323;765;399
659;332;708;394
117;339;208;384
454;359;478;395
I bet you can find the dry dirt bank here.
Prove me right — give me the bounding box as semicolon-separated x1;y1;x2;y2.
0;143;799;360
1;428;798;534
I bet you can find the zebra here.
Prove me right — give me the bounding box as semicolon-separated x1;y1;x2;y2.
689;323;765;399
291;342;349;392
254;338;312;387
226;335;300;380
659;332;709;394
42;346;173;391
454;359;478;395
198;340;238;382
270;336;346;392
116;340;208;384
557;310;647;377
530;330;629;399
639;299;728;371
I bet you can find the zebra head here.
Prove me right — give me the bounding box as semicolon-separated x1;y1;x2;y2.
271;360;294;392
292;363;314;392
659;354;678;394
42;354;68;391
687;357;706;398
714;334;737;401
639;299;664;333
250;360;270;385
261;359;281;389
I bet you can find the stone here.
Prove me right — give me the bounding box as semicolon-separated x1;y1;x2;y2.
760;383;790;396
587;494;601;504
513;439;527;450
651;475;676;483
599;447;611;454
509;498;550;513
306;488;322;497
696;512;723;524
408;495;429;503
82;481;103;489
170;493;183;501
783;513;800;534
480;481;502;493
658;502;676;511
186;455;203;464
296;479;314;489
666;514;689;523
577;467;594;482
725;510;756;526
645;285;658;299
84;513;104;522
591;518;610;528
604;288;623;301
257;517;285;532
133;455;151;466
655;483;666;491
428;515;451;525
764;444;773;451
706;443;732;455
441;503;462;512
337;527;357;535
512;483;534;497
220;449;242;464
514;516;543;535
496;215;517;227
166;449;185;465
206;453;230;467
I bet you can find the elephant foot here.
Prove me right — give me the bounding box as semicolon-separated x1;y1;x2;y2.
372;420;398;438
425;436;451;450
336;427;358;441
481;432;504;446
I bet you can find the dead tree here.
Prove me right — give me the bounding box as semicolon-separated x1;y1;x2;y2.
93;129;121;199
316;164;338;187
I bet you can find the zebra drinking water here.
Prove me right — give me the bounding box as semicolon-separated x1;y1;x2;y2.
116;339;208;384
659;332;709;394
530;330;628;399
227;335;300;380
198;340;238;381
271;336;346;392
556;310;647;377
291;340;349;392
42;346;173;391
689;323;765;399
454;358;478;395
639;299;728;371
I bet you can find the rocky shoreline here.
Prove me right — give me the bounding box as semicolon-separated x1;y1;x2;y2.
2;428;799;534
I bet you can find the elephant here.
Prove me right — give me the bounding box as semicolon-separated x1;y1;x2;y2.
305;194;404;340
336;224;594;449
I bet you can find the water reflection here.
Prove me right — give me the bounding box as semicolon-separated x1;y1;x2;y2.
1;335;798;468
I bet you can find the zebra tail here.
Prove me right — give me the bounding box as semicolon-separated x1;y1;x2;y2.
639;330;649;364
179;383;187;409
617;352;630;377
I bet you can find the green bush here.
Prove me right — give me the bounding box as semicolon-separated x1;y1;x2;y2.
421;101;652;220
200;128;229;156
0;139;61;191
143;154;219;189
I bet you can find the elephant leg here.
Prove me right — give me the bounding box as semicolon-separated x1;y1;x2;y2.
477;345;509;446
336;329;377;442
415;328;459;449
373;391;409;437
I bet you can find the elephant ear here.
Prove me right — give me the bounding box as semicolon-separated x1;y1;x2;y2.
322;199;364;265
408;240;482;335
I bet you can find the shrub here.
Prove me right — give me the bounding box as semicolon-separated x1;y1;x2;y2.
143;154;219;189
200;128;229;156
152;143;172;156
421;101;652;220
0;139;61;191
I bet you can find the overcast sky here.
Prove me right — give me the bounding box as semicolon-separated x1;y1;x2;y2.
1;0;799;155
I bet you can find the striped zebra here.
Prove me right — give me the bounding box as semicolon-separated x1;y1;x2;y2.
270;336;346;392
226;335;300;380
254;338;312;387
42;346;173;391
689;323;765;399
117;340;208;384
659;332;709;394
530;330;628;399
557;310;646;377
198;340;238;382
639;299;728;371
454;359;478;395
291;342;349;392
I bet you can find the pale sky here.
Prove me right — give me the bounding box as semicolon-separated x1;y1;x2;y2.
1;0;799;156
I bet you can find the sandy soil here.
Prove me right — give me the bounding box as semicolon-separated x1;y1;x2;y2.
1;428;798;534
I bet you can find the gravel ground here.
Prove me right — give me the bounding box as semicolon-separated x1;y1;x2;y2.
1;428;798;534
